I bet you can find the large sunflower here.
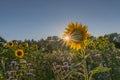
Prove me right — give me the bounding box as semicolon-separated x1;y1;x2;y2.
15;49;24;58
63;22;90;50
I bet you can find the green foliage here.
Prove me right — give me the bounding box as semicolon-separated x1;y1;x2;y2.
90;66;111;76
0;35;120;80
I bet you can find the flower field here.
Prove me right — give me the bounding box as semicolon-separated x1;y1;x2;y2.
0;22;120;80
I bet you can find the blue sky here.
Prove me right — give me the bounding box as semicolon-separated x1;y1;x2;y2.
0;0;120;41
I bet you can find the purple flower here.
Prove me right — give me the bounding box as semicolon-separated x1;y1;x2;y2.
27;72;35;77
63;62;69;69
10;61;17;67
27;63;32;66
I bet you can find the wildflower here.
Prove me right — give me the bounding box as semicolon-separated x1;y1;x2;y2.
7;76;14;80
63;62;69;68
20;59;27;69
20;59;27;64
67;56;72;62
27;72;35;77
15;49;24;58
99;61;106;67
63;22;90;50
29;69;34;73
10;61;17;67
27;63;32;67
7;70;16;79
10;70;17;76
63;62;68;66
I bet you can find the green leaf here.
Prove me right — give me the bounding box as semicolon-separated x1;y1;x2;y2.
90;66;111;76
63;69;85;79
85;54;90;59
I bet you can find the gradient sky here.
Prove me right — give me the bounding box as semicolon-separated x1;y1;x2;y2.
0;0;120;41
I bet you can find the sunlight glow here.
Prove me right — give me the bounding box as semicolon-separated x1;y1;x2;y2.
63;36;70;41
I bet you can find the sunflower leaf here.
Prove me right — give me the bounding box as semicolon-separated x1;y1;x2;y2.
90;66;111;76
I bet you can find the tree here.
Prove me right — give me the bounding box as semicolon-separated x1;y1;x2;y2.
104;33;120;48
0;36;6;47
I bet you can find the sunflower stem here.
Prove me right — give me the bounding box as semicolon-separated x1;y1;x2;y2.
80;49;89;80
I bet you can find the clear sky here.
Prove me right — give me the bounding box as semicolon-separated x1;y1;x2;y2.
0;0;120;41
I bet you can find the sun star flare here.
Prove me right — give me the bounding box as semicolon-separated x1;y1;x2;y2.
63;22;90;50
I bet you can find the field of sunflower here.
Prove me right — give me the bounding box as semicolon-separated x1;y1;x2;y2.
0;22;120;80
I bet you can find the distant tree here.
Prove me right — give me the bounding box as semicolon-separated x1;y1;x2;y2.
104;33;120;48
0;36;7;47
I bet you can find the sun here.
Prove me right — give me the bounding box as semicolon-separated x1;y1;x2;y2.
63;22;90;50
63;35;70;41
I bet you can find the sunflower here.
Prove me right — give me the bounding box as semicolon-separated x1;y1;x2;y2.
8;41;14;47
98;36;104;40
19;44;23;49
15;49;24;58
63;22;90;50
24;42;29;47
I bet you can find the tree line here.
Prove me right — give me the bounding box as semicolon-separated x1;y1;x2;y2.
0;32;120;52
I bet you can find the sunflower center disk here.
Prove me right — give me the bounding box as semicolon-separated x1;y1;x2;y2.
9;43;12;45
17;51;22;56
71;30;83;43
